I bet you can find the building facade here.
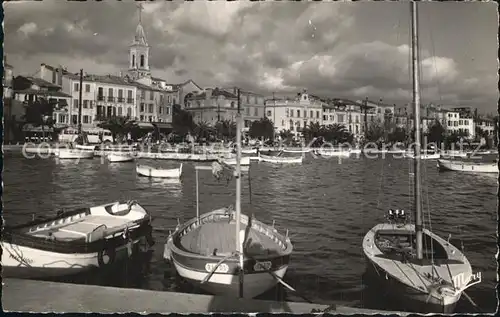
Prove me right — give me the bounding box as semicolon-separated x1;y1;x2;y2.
184;88;240;126
12;75;72;135
265;91;323;136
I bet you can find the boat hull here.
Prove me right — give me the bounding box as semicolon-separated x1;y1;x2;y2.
258;154;303;164
1;240;140;279
364;258;459;313
57;149;95;159
108;153;134;163
136;164;183;178
404;153;440;160
172;259;288;298
438;159;498;173
220;156;251;166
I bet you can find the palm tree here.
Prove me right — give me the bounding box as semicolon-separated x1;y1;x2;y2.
194;121;215;142
97;115;137;143
215;120;236;141
302;122;323;142
323;124;352;144
278;129;294;145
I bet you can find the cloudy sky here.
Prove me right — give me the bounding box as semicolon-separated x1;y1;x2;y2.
4;1;498;113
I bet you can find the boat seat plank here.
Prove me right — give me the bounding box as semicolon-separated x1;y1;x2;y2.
80;215;132;228
180;221;283;256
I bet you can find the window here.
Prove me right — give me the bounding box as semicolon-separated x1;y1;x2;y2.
246;107;250;115
141;90;145;99
73;99;79;108
83;115;89;124
89;100;93;109
310;111;313;118
297;110;301;117
132;55;136;68
52;72;56;84
316;111;320;119
85;84;90;92
127;107;132;117
83;100;88;108
72;115;78;124
267;110;272;117
282;119;285;126
356;125;359;134
118;107;122;116
128;90;133;99
140;55;145;68
148;104;153;113
166;107;170;115
159;106;163;114
59;114;65;123
230;101;235;108
150;91;154;100
74;83;79;92
167;95;171;103
108;88;113;97
338;114;344;123
290;109;294;117
140;103;145;112
98;87;104;100
254;108;258;116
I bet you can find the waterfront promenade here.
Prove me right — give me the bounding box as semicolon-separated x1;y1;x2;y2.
2;278;408;314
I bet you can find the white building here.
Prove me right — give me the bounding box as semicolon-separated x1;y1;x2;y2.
445;110;474;139
475;117;495;136
265;91;323;137
322;98;371;136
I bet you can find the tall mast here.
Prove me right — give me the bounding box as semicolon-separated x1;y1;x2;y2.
411;1;423;260
235;88;244;297
78;69;83;136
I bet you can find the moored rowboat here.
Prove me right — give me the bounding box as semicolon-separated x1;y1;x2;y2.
258;154;303;164
1;201;154;279
56;148;95;159
164;208;292;298
107;152;134;163
136;164;183;178
437;159;498;173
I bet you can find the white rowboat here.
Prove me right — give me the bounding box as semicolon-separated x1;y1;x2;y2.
1;201;153;279
56;149;94;159
136;164;183;178
107;153;134;163
258;154;303;164
437;159;498;173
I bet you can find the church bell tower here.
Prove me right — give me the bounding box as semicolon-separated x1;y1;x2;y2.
128;3;151;80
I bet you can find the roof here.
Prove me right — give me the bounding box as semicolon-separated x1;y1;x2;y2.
186;88;238;100
365;99;396;108
14;89;72;98
133;23;148;46
22;76;62;89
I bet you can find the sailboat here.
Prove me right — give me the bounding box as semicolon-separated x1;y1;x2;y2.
362;2;481;313
163;89;293;298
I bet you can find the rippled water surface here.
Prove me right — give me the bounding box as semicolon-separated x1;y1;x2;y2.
2;151;498;313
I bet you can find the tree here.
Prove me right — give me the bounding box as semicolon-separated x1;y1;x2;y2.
322;124;353;144
172;104;195;137
215;120;236;141
249;117;274;140
193;121;215;141
23;97;58;138
388;127;407;143
302;122;323;142
278;129;294;145
365;119;385;143
426;120;445;146
97;115;137;143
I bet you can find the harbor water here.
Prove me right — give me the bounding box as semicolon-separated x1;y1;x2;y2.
2;151;497;313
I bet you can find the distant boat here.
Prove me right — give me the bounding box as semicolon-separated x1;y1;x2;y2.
404;152;440;160
56;148;94;160
1;201;154;279
74;144;96;151
107;152;134;163
136;164;183;178
441;150;468;158
241;148;258;154
437;159;498;173
258;153;303;164
316;148;350;158
283;148;312;153
219;156;251;166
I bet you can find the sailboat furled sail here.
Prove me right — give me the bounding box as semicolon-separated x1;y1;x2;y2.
362;2;481;313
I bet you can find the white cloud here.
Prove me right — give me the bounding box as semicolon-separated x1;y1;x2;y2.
18;22;37;36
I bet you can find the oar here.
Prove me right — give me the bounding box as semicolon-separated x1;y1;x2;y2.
463;291;483;313
249;256;313;304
